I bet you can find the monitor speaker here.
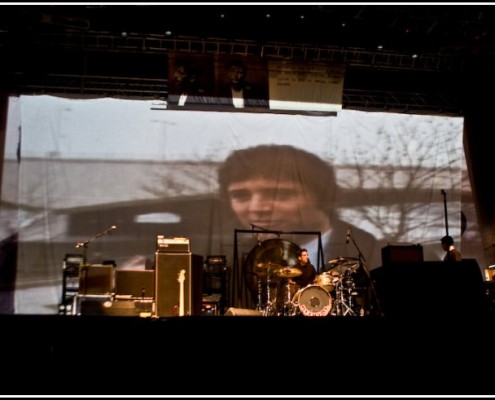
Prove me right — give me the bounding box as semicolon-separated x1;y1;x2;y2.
155;252;203;317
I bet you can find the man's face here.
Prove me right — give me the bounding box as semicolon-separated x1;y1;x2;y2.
228;65;246;85
226;177;329;232
299;251;309;264
174;65;188;85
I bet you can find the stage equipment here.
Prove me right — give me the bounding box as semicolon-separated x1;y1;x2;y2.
59;253;86;314
224;307;263;316
156;235;190;252
203;255;229;315
75;295;153;316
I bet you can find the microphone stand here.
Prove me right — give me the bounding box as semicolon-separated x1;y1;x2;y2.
74;225;116;296
349;234;384;317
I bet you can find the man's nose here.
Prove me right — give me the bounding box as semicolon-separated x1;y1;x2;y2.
249;194;272;211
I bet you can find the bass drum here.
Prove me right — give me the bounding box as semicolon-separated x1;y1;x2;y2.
292;285;332;317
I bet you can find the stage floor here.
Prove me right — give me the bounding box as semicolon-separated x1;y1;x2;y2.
2;313;494;395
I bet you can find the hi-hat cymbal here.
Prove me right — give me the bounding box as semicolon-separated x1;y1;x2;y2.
275;267;302;278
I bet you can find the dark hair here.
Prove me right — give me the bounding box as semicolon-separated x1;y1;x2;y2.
441;235;454;245
229;59;247;73
297;248;308;257
217;144;337;213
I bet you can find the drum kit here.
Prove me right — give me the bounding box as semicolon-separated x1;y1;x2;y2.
253;255;364;317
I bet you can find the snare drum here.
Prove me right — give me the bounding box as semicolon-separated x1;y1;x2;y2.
292;285;332;317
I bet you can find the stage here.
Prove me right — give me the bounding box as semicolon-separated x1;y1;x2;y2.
2;312;494;396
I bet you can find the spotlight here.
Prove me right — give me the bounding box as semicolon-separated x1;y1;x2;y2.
165;30;172;36
121;31;128;38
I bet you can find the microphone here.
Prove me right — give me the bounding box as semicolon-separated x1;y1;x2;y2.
345;228;351;244
74;225;117;249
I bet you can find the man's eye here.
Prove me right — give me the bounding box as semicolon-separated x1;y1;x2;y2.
229;191;251;201
275;190;298;201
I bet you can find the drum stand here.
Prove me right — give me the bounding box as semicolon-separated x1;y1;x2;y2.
281;279;296;317
333;275;357;317
255;272;277;317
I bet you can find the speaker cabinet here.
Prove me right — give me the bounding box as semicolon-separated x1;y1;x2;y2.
155;252;203;317
381;245;424;265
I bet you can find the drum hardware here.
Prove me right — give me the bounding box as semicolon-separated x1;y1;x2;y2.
254;266;278;316
332;268;358;317
265;268;301;316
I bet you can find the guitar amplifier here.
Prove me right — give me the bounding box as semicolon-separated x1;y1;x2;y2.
156;236;190;253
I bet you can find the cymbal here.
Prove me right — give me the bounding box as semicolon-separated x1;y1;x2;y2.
275;267;302;278
255;262;282;269
327;256;359;265
327;257;360;271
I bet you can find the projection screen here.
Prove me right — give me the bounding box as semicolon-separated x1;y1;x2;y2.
0;95;484;314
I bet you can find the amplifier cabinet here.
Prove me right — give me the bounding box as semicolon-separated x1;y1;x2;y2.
155;252;203;317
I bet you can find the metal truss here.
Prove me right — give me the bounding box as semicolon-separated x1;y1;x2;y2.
2;31;467;114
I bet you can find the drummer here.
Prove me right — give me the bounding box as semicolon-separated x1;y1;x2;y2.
289;248;316;290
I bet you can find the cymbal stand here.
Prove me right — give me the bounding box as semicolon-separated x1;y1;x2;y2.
281;279;296;317
262;270;277;317
254;275;264;312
